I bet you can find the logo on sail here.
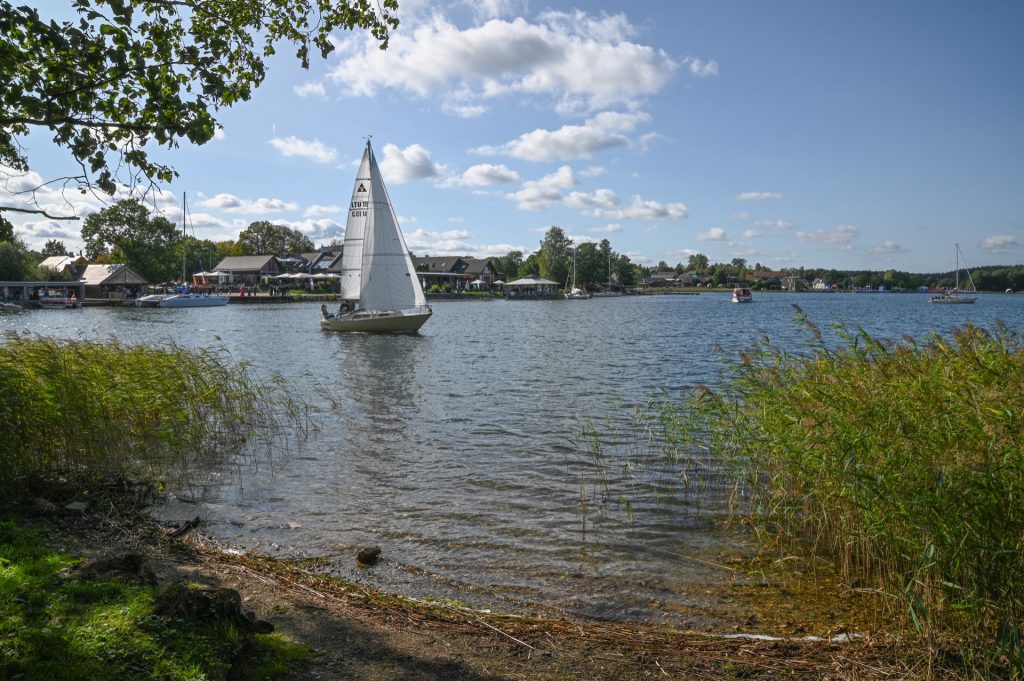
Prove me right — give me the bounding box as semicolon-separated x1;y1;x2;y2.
357;182;367;193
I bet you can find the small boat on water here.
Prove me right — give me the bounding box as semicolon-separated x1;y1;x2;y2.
564;246;591;300
159;194;229;308
1;301;23;312
38;292;81;309
732;287;753;303
134;293;172;307
320;139;432;333
929;243;977;305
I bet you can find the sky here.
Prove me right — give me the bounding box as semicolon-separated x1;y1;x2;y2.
4;0;1024;272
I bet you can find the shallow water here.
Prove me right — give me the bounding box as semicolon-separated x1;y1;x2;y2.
6;291;1022;623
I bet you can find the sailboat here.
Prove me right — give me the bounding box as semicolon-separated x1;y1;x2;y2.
928;243;977;304
592;251;622;297
564;246;591;300
159;193;228;308
320;139;432;333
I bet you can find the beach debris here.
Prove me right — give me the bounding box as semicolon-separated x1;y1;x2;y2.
356;546;382;566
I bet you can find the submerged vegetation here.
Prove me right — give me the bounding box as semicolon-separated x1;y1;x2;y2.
0;331;313;494
591;311;1024;675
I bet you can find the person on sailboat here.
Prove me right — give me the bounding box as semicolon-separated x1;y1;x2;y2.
320;304;334;320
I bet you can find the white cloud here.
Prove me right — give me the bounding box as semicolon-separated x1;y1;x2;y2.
269;136;338;164
476;111;651;162
683;57;719;79
737;192;782;201
580;166;606;178
697;227;728;241
463;0;528;22
564;188;620;210
212;126;226;141
590;223;623;234
270;218;346;243
294;82;327;97
741;229;762;239
586;194;688;220
327;12;678;113
441;101;489;118
441;163;520;187
506;165;577;211
870;240;907;254
304;204;343;218
795;225;858;246
199;193;298;214
379;143;447;184
981;235;1020;252
754;219;795;229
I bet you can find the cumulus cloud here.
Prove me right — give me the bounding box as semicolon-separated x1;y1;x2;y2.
754;219;795;229
737;191;782;201
269;136;338;164
506;166;578;211
981;235;1021;252
267;218;345;242
327;12;678;113
199;193;298;214
741;229;762;239
564;188;620;210
683;57;719;78
404;227;477;253
294;82;327;97
697;227;728;241
580;166;606;178
378;143;447;184
586;194;688;220
475;111;651;162
870;240;907;254
590;223;623;234
304;204;343;218
795;225;859;246
441;163;520;187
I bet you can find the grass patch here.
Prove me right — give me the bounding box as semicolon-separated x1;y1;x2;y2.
0;332;313;495
0;520;310;680
583;310;1024;676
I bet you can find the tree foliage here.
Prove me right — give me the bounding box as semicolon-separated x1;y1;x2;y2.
237;220;314;256
40;239;72;257
80;199;180;282
537;226;572;286
0;0;398;215
0;239;34;280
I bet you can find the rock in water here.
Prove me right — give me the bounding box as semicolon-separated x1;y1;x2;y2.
356;546;381;565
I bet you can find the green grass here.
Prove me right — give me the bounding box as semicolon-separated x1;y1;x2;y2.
583;310;1024;676
0;520;310;680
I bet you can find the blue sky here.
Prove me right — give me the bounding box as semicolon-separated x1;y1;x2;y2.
5;0;1024;272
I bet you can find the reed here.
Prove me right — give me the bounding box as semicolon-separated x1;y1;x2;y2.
0;332;310;494
644;310;1023;673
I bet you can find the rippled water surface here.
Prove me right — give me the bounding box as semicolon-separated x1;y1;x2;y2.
6;292;1023;623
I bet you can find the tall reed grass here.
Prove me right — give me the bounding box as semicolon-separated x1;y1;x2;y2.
634;310;1023;674
0;332;312;494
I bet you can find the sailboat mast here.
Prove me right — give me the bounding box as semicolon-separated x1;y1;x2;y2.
181;192;187;284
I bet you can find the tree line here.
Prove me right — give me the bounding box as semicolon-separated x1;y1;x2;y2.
0;199;317;283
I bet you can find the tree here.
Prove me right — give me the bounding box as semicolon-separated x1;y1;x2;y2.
238;221;314;256
574;241;602;289
537;227;572;286
0;215;13;242
493;251;524;280
41;240;71;257
81;199;180;283
0;0;397;218
0;238;34;280
687;253;709;273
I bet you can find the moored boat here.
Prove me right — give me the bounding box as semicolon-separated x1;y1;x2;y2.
929;244;977;304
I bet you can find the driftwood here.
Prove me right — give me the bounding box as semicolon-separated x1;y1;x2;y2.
167;516;201;539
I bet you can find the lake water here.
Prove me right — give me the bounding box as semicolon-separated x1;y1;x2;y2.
5;292;1023;625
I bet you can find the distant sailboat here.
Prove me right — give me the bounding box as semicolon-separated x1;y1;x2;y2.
564;246;591;300
592;252;622;297
159;193;228;308
320;139;432;333
928;243;977;305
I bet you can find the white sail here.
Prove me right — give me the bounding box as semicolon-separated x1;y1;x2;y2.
337;148;373;302
320;139;431;333
359;144;429;311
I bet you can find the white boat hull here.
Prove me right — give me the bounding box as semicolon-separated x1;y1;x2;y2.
38;297;80;309
320;307;432;333
134;294;172;307
159;294;229;308
928;295;976;304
